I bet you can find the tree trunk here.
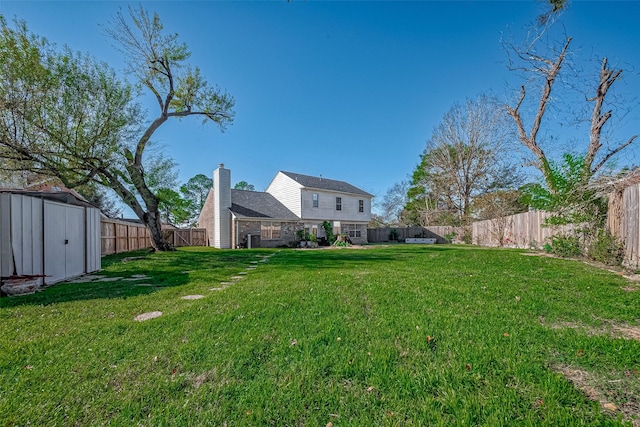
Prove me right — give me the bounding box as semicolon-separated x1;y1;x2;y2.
145;209;174;252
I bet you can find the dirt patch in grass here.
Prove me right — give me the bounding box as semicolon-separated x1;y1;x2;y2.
553;364;640;426
548;320;640;342
554;321;640;341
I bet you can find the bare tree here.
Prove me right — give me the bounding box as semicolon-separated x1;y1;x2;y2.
379;180;409;226
505;29;637;191
408;95;522;226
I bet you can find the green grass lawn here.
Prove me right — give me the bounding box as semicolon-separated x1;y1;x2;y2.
1;245;639;426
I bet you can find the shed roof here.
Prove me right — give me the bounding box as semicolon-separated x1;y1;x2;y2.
230;189;299;220
0;188;96;208
279;171;372;197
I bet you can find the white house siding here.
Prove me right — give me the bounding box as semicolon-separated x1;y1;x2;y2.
266;172;303;217
300;189;371;222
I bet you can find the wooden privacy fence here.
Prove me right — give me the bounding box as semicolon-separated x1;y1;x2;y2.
100;218;206;255
472;211;574;249
609;184;640;268
162;228;207;247
367;226;461;244
101;218;152;255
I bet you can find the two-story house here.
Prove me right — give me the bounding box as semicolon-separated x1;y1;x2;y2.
198;164;373;248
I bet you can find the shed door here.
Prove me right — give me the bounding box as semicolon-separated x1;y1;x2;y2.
44;201;85;283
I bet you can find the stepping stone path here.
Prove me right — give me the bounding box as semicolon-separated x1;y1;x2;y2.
181;295;205;300
133;253;279;318
124;274;150;281
69;275;105;283
134;311;163;322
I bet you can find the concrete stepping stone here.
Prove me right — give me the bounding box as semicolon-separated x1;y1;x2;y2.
134;311;163;322
230;276;244;281
69;274;105;283
237;271;248;275
210;286;227;291
135;283;156;287
96;277;123;282
181;295;205;300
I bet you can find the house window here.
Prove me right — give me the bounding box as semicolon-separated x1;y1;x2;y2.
312;193;318;208
336;197;342;211
261;222;281;240
359;199;364;213
343;223;363;238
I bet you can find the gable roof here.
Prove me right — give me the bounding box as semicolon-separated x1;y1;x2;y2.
229;189;299;220
279;171;372;197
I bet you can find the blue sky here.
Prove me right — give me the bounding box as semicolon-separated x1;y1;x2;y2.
1;1;639;212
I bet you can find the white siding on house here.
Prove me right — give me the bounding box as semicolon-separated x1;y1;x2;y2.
266;172;303;217
300;189;371;222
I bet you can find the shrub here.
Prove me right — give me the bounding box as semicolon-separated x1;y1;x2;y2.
588;230;624;266
444;232;457;243
322;221;336;244
544;234;582;258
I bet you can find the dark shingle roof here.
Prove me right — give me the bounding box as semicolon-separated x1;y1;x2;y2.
279;171;372;197
229;189;299;220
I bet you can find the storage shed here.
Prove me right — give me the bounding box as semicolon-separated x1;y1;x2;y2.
0;190;101;287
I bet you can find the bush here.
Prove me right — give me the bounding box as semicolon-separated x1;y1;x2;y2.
588;230;624;266
544;234;582;258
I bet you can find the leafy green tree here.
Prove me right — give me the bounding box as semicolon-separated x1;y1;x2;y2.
181;174;212;209
157;188;192;227
0;9;234;251
180;173;212;225
234;181;255;191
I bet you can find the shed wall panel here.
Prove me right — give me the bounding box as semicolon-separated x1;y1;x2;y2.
85;208;101;273
44;201;67;284
10;195;43;280
64;204;85;279
0;194;13;277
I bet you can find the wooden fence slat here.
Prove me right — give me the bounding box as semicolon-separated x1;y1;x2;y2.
100;217;206;256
